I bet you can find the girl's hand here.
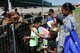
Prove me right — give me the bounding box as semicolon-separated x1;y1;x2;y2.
26;36;30;39
22;36;27;43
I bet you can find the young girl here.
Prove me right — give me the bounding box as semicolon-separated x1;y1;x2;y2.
48;30;58;53
46;9;57;31
47;22;59;53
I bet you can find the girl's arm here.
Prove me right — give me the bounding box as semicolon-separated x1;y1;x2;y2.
26;36;34;39
31;28;48;39
33;31;46;39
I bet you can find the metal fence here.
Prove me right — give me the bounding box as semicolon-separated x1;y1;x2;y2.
14;15;48;53
0;23;30;53
15;23;30;53
0;24;16;53
0;15;48;53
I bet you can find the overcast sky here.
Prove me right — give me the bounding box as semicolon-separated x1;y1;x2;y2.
46;0;80;5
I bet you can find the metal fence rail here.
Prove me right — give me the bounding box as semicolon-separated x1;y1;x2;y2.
14;15;48;53
25;15;48;25
0;24;16;53
14;23;30;53
0;23;30;53
0;25;12;53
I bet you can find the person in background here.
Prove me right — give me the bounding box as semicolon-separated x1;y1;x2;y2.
46;9;57;31
47;15;59;53
31;11;34;16
38;11;42;16
46;8;59;48
14;8;20;16
38;11;43;23
57;2;77;53
2;7;9;17
24;14;33;19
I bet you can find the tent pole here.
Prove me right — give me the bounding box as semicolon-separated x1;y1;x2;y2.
8;0;12;12
42;0;44;15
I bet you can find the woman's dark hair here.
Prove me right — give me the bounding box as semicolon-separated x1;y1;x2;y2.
62;2;75;11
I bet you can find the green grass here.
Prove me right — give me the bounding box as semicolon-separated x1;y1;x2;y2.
74;8;80;36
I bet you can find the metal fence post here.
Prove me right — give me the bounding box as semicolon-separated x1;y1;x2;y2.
11;24;16;53
31;18;33;23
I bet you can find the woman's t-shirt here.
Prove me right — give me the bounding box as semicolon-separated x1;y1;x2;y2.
59;14;77;47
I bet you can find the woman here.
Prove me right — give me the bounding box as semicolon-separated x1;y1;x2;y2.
57;2;77;53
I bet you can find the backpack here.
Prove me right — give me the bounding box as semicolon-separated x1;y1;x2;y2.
64;19;80;53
